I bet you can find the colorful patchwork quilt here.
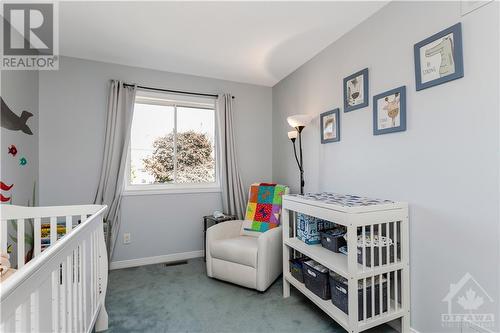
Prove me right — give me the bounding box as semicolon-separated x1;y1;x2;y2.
243;183;288;232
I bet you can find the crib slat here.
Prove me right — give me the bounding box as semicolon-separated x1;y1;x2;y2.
386;223;390;265
73;250;78;332
17;219;25;268
31;291;40;332
61;261;67;333
78;246;84;332
362;226;366;269
50;217;57;246
387;271;392;314
15;303;29;332
52;270;59;333
395;270;399;311
67;254;73;332
90;235;94;314
362;278;367;321
370;225;374;268
392;222;396;264
379;274;383;315
82;241;88;331
34;218;42;257
66;216;73;235
396;221;400;261
94;231;99;311
371;274;375;318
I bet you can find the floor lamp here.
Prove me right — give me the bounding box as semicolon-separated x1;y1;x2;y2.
287;114;312;195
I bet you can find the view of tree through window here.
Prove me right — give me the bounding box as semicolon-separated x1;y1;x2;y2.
129;96;216;187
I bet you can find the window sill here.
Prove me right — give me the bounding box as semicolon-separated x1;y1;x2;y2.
122;186;222;197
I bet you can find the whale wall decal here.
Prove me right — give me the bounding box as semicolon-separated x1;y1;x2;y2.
1;97;33;135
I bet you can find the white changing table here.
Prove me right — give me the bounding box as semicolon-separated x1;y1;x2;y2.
282;193;410;333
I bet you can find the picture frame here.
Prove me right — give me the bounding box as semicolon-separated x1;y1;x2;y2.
373;86;406;135
320;108;340;143
414;23;464;91
343;68;369;112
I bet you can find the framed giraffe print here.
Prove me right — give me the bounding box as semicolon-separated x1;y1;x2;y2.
414;23;464;91
373;86;406;135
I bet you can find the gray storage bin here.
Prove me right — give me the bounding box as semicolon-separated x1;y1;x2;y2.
319;229;346;253
303;260;331;300
329;271;388;320
289;257;308;283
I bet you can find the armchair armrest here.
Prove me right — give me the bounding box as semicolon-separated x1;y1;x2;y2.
256;226;283;291
206;220;242;242
206;220;243;277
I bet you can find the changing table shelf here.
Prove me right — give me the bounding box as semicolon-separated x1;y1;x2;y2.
282;193;410;333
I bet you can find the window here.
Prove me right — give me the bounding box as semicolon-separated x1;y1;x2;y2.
126;90;218;193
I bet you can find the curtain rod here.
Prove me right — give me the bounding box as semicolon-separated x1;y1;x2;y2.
122;83;235;99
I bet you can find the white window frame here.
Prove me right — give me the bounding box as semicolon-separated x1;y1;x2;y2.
123;90;221;196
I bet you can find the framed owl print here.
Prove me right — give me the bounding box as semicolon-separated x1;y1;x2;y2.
343;68;369;112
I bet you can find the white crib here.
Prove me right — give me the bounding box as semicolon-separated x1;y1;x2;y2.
0;204;109;333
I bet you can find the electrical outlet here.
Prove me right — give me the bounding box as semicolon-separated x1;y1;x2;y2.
123;233;131;244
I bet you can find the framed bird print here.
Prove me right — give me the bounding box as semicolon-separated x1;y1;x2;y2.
343;68;368;112
373;86;406;135
414;23;464;91
320;108;340;143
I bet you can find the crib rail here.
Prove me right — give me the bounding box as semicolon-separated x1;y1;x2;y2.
0;204;108;333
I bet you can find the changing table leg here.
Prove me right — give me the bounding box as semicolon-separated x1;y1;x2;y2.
282;208;290;298
95;304;108;331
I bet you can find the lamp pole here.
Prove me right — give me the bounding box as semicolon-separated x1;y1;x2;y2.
297;126;305;194
289;127;305;195
287;114;311;195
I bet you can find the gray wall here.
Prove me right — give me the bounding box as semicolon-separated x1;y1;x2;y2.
272;1;499;332
1;69;39;266
39;56;272;262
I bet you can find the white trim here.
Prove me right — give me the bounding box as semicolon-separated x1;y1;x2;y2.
122;186;221;196
125;90;220;193
109;250;203;270
410;328;420;333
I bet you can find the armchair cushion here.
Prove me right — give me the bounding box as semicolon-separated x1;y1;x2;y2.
210;236;258;268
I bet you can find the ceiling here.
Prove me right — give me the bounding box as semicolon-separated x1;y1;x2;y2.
59;1;388;87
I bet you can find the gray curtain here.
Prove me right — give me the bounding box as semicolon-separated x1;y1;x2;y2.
218;94;246;219
95;80;137;261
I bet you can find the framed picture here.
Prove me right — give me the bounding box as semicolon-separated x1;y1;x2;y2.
414;23;464;91
343;68;368;112
320;108;340;143
373;86;406;135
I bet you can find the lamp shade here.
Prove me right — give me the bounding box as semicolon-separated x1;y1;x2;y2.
287;131;298;140
287;114;313;128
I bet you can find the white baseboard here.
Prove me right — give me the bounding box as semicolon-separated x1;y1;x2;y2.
410;328;420;333
110;250;203;270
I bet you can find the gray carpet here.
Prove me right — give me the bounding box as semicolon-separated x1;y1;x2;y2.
106;258;397;333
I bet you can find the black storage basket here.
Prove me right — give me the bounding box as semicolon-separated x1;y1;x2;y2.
303;260;331;300
329;272;388;320
319;229;346;253
289;257;308;283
